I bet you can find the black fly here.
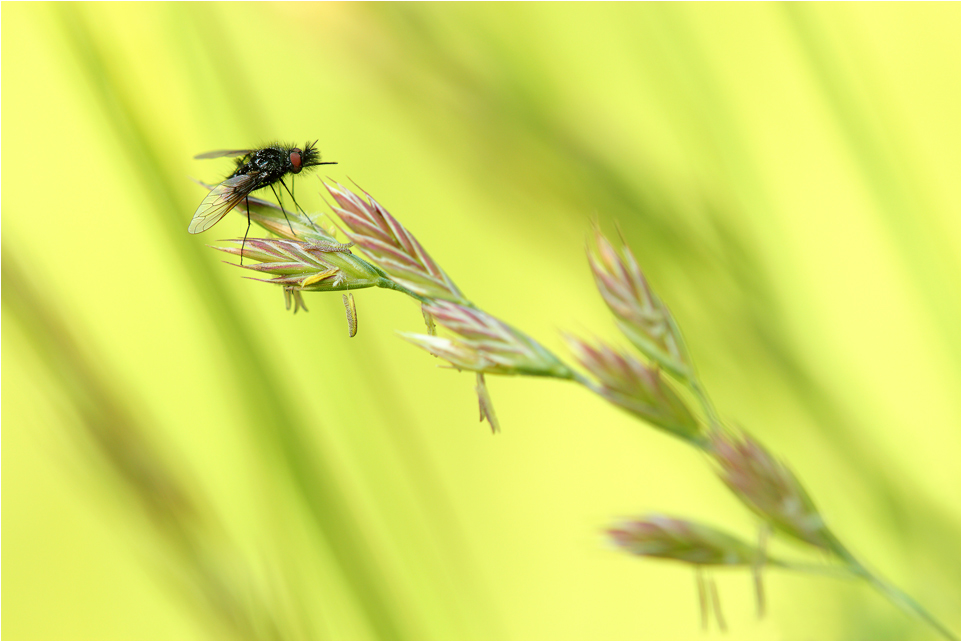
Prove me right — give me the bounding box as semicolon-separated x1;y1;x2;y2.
189;141;336;259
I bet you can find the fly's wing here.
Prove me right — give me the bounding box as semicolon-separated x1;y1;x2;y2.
194;149;253;159
188;174;256;234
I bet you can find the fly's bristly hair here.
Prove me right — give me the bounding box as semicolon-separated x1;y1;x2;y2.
188;140;336;263
227;141;324;183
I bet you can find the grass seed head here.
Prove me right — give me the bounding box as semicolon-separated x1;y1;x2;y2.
608;515;759;566
325;182;467;304
566;335;701;441
711;431;829;549
400;301;573;379
213;237;381;292
587;227;692;381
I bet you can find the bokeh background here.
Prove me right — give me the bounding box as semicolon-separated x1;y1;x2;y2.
2;3;959;640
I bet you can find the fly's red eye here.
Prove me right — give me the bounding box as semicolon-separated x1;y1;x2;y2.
290;149;302;172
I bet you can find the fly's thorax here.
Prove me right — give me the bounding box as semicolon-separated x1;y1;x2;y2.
253;147;289;173
222;142;324;187
229;146;292;183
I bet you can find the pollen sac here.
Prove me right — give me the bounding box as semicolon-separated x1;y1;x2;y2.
342;293;358;338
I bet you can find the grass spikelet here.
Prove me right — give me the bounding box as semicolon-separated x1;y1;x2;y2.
400;300;573;379
213;238;381;292
608;516;759;566
565;335;701;442
325;182;467;304
711;430;829;549
587;227;692;381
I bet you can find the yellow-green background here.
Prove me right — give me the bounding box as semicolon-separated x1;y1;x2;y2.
2;3;958;639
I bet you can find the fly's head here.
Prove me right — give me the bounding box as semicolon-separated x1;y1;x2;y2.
290;140;322;174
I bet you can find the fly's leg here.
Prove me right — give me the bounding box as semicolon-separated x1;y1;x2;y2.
241;196;251;266
269;183;297;236
280;177;320;232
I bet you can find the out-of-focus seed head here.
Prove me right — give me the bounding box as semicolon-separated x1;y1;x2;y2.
608;515;759;566
325;182;467;304
399;300;573;379
711;431;829;549
566;335;701;441
587;227;692;381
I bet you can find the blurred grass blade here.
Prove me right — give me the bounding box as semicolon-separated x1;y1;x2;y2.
2;248;281;639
